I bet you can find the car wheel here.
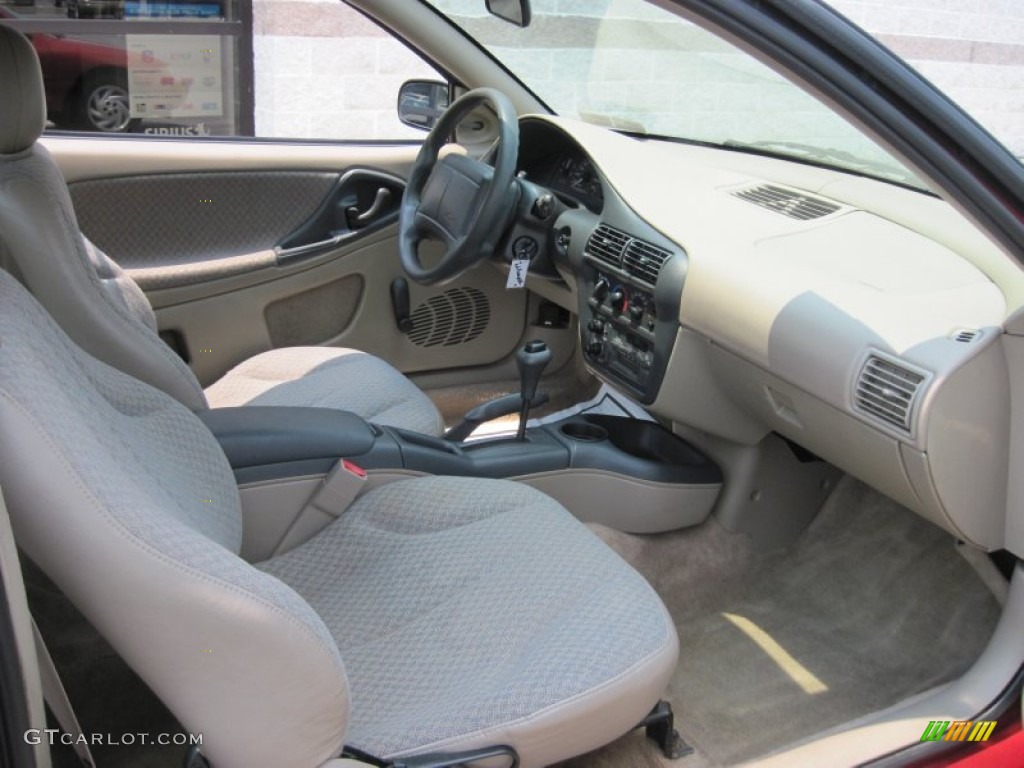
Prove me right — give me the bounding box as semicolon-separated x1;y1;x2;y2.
76;72;138;133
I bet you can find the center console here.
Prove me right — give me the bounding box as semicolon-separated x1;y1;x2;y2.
199;406;722;537
560;214;688;405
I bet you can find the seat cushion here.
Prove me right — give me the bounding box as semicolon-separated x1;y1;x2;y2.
204;347;445;436
259;476;678;766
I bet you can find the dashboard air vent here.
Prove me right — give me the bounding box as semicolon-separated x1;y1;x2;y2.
623;239;672;285
733;184;840;221
952;329;980;343
854;355;925;433
585;223;630;267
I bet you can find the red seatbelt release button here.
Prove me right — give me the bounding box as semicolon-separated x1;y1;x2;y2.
342;460;367;478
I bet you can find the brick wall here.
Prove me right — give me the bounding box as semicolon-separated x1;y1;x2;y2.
827;0;1024;157
252;0;438;139
252;0;1023;159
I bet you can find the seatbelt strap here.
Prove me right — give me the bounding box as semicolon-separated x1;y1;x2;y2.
31;617;95;767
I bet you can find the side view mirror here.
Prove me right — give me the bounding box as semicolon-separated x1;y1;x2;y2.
397;79;450;132
486;0;531;27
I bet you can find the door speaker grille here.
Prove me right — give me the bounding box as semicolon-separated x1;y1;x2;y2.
407;287;490;347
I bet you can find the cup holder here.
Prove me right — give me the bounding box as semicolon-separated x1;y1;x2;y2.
560;421;609;442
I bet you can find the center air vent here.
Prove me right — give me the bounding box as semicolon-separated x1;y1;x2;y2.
623;239;671;285
585;223;673;284
585;223;629;267
733;184;840;221
854;355;926;433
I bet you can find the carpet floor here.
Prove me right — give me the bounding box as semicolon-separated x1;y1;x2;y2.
563;476;1004;766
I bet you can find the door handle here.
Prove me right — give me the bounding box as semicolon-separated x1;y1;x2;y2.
346;187;393;229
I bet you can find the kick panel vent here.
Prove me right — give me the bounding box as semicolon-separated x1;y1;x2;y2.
585;223;630;267
623;239;672;285
854;355;926;433
407;287;490;348
586;223;673;284
733;184;840;221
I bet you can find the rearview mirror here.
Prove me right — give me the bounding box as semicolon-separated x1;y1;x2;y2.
397;80;450;132
486;0;531;27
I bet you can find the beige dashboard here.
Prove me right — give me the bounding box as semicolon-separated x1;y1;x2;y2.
531;115;1019;555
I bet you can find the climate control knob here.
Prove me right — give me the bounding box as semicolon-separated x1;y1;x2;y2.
609;287;627;313
592;278;610;303
629;304;644;323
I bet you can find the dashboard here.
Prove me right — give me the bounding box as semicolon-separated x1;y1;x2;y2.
524;150;604;213
512;114;1019;556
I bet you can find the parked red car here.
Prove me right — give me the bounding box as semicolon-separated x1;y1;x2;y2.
0;9;135;131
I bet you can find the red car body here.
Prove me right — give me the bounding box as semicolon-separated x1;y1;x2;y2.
0;10;127;123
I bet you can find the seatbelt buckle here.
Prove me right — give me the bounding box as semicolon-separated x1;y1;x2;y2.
307;459;368;518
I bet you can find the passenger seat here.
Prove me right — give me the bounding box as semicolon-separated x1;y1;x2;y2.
0;267;678;767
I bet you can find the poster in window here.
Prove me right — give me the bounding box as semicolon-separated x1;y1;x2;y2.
126;35;223;119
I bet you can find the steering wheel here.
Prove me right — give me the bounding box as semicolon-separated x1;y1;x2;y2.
399;88;520;285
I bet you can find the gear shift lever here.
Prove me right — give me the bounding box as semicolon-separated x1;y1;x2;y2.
516;340;552;441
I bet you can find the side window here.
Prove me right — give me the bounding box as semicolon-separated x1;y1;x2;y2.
253;3;443;140
0;0;445;140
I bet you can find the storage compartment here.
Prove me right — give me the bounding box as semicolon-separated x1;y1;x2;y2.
560;421;609;442
589;414;711;466
520;415;723;534
555;415;722;485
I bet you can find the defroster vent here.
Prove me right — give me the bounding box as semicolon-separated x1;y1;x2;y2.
733;184;840;221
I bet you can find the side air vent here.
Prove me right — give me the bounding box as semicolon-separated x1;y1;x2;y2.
854;355;926;433
952;328;980;343
585;223;630;267
407;287;490;347
733;184;840;221
623;239;672;285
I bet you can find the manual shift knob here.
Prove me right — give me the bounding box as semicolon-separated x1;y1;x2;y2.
517;340;552;405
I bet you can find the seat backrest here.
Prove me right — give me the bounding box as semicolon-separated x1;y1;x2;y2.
0;25;207;411
0;268;349;767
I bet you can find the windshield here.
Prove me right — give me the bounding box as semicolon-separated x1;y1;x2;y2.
424;0;926;188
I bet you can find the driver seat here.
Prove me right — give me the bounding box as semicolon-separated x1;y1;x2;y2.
0;25;444;436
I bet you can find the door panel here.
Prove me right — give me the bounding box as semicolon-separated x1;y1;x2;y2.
45;136;529;385
69;170;340;289
151;229;526;386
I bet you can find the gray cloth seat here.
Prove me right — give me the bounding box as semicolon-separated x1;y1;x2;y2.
0;25;444;436
204;346;444;435
0;268;679;767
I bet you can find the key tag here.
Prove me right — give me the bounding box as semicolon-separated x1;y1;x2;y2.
507;257;529;289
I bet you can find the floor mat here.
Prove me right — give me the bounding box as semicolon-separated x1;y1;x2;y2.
570;477;1003;766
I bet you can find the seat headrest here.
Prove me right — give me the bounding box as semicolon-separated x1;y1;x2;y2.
0;25;46;154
